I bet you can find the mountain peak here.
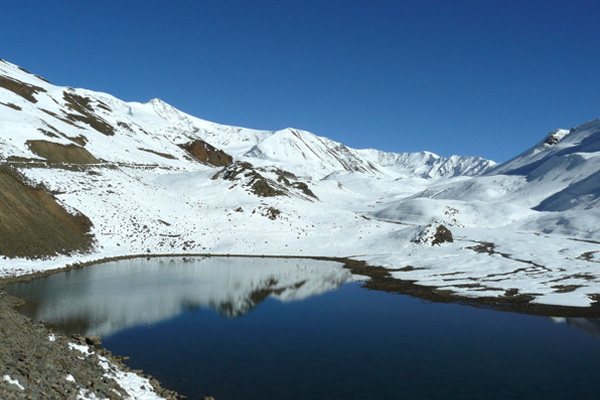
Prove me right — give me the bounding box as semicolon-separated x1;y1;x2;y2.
146;97;187;122
147;98;166;106
0;58;495;180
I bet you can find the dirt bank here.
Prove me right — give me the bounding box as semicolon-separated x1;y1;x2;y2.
0;291;182;399
0;164;94;259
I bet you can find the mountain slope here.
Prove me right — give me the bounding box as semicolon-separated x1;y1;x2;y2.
1;58;600;310
357;148;494;179
0;165;93;258
0;58;494;180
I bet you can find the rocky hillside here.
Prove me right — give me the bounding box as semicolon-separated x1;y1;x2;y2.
0;165;93;258
1;58;600;310
0;58;494;178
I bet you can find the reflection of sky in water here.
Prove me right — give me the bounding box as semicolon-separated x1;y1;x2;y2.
6;257;600;399
4;257;352;336
107;282;600;400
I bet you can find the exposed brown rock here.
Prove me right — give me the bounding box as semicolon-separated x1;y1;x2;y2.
432;224;453;245
85;335;102;348
181;139;232;167
0;102;21;110
0;75;46;103
26;140;100;164
62;91;116;136
138;147;177;160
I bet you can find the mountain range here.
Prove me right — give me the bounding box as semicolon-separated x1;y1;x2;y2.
1;58;599;310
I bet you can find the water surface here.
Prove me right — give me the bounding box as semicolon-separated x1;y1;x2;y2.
5;257;600;399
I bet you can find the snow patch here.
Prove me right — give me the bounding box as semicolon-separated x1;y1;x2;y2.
98;354;164;400
3;375;24;390
67;342;165;399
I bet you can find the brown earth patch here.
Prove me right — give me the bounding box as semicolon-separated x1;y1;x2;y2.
0;102;22;111
212;161;317;199
577;251;598;262
6;156;45;163
0;75;46;103
37;128;60;139
138;148;177;160
0;165;94;258
26;140;100;164
117;121;135;132
38;121;88;146
180;139;232;167
63;91;116;136
67;135;88;146
212;161;286;197
340;259;600;318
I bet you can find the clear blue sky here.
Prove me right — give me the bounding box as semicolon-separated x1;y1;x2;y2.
2;1;599;162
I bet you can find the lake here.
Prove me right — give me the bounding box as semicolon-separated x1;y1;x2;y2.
5;257;600;399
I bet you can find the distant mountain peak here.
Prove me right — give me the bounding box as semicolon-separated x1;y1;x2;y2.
147;97;167;106
147;97;184;115
0;58;495;181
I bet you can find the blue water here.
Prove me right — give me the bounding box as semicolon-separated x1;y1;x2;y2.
5;258;600;399
106;284;600;400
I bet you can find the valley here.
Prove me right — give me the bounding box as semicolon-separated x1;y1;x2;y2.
1;57;598;310
1;57;600;398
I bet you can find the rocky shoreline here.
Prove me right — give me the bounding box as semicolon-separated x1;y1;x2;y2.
0;290;183;399
2;252;599;399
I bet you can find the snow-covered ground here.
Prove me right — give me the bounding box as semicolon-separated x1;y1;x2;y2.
69;342;165;400
1;57;600;313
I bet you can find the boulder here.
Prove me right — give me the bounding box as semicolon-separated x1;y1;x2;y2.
413;223;454;246
85;335;102;348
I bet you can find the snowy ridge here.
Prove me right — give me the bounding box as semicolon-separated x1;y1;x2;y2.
1;58;600;312
0;57;491;180
357;148;495;179
486;119;600;176
242;128;386;177
241;128;496;180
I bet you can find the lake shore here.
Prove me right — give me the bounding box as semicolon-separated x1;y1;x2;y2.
5;252;600;318
1;253;599;398
0;289;182;399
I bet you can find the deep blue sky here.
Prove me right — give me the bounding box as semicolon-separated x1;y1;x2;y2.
2;1;599;162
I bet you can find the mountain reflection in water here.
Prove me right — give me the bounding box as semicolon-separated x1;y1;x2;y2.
4;257;353;337
551;317;600;337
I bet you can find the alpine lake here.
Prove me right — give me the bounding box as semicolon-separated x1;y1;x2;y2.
4;256;600;400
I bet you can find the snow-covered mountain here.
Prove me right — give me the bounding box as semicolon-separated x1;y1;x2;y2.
486;121;600;212
0;58;493;179
1;58;600;311
374;117;600;235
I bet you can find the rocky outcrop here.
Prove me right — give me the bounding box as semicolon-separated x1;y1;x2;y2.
212;161;285;197
0;74;46;103
413;223;454;246
62;91;115;136
180;139;232;167
212;161;317;200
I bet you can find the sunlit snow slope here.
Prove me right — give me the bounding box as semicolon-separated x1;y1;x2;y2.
1;58;600;309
